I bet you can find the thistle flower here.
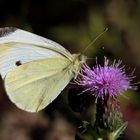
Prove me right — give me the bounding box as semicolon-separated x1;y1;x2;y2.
76;57;136;100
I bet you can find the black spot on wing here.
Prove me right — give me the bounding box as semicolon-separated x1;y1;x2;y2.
0;27;17;37
15;60;22;66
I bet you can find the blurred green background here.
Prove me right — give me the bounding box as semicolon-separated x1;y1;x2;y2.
0;0;140;140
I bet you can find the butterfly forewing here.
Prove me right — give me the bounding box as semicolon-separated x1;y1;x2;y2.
0;27;73;78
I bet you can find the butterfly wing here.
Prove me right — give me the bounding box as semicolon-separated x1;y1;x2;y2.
5;57;74;112
0;27;73;78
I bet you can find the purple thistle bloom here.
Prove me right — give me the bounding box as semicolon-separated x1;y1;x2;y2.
75;57;137;100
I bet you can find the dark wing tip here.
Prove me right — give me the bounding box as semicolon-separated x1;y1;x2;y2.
0;27;17;37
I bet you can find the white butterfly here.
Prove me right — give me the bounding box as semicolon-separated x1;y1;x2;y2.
0;27;86;112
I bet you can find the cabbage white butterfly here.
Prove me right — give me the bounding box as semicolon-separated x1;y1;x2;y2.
0;27;86;112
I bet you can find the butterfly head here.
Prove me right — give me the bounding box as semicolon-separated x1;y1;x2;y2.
79;53;87;64
72;54;87;65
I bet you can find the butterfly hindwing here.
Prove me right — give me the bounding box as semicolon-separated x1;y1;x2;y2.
5;57;74;112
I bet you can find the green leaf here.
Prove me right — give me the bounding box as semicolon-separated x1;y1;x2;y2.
113;122;128;139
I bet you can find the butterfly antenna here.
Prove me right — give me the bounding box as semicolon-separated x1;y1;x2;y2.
82;28;108;53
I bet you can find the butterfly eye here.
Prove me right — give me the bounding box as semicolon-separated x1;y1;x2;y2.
15;61;22;66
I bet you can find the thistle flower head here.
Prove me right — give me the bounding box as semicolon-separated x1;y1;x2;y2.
76;57;136;100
